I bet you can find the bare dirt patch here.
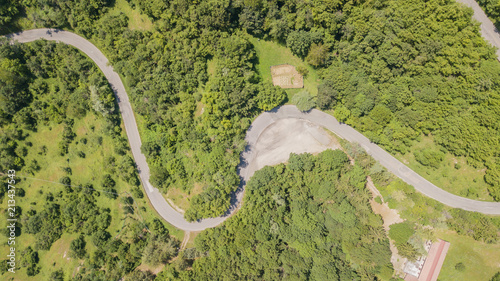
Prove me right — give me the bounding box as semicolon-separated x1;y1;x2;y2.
251;119;339;171
270;64;303;88
136;263;165;275
367;177;406;277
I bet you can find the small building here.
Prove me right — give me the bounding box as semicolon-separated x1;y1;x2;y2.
404;239;451;281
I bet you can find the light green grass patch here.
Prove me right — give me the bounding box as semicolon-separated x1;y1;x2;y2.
247;36;321;99
110;0;153;31
395;135;493;201
437;229;500;281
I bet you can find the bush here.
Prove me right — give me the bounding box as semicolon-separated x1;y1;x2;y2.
69;235;86;259
49;269;64;281
292;90;315;112
389;222;414;245
316;82;337;110
413;148;445;169
306;43;328;67
296;65;309;77
455;262;466;271
60;176;71;186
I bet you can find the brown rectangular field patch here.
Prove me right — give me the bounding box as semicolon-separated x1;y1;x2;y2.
270;64;304;89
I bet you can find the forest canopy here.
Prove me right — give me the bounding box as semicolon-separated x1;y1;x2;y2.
2;0;500;216
160;150;393;280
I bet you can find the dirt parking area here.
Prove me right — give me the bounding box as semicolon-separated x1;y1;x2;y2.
251;119;338;170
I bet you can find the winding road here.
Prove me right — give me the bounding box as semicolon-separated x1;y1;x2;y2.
6;26;500;231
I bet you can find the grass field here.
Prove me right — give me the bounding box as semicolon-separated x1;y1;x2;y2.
395;135;493;201
109;0;153;31
247;36;321;99
165;183;205;212
437;229;500;281
0;109;182;279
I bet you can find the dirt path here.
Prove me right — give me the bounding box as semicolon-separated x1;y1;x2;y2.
367;177;406;276
181;231;190;250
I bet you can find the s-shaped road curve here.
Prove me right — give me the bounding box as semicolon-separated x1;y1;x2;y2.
6;29;500;232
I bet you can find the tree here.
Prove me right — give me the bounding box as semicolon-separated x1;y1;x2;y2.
70;235;86;259
317;82;337;110
20;246;40;276
306;43;329;67
142;235;179;266
286;31;322;57
91;230;111;249
398;242;419;261
333;105;350;123
49;269;65;281
292;90;315;112
389;222;414;245
413;148;444;169
490;271;500;281
126;270;156;281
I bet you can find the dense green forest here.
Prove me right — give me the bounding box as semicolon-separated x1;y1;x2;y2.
156;150;393;280
2;0;499;219
2;0;500;280
475;0;500;29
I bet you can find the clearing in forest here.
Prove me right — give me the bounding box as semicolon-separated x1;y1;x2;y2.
270;64;304;88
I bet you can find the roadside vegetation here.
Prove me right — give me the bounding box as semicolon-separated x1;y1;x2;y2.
0;40;180;279
1;0;500;280
158;150;393;280
2;0;499;218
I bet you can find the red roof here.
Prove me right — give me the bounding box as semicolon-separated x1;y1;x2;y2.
418;239;450;281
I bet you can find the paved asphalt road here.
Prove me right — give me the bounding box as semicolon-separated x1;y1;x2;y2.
7;28;500;231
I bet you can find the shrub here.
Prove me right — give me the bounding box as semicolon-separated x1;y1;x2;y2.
292;90;315;112
389;222;414;245
413;148;444;168
296;65;309;77
455;262;466;271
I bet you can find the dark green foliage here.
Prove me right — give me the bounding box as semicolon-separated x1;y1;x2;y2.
455;262;466;271
491;271;500;281
286;30;323;58
142;235;179;266
20;246;40;276
0;0;20;27
306;43;329;67
448;209;498;243
398;242;419;261
0;259;8;274
413;148;445;169
178;150;392;280
70;235;87;259
389;222;419;260
60;176;71;186
389;222;414;245
126;270;156;281
149;218;170;240
292;90;316;112
477;0;500;29
91;230;111;249
49;269;64;281
317;81;337;110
